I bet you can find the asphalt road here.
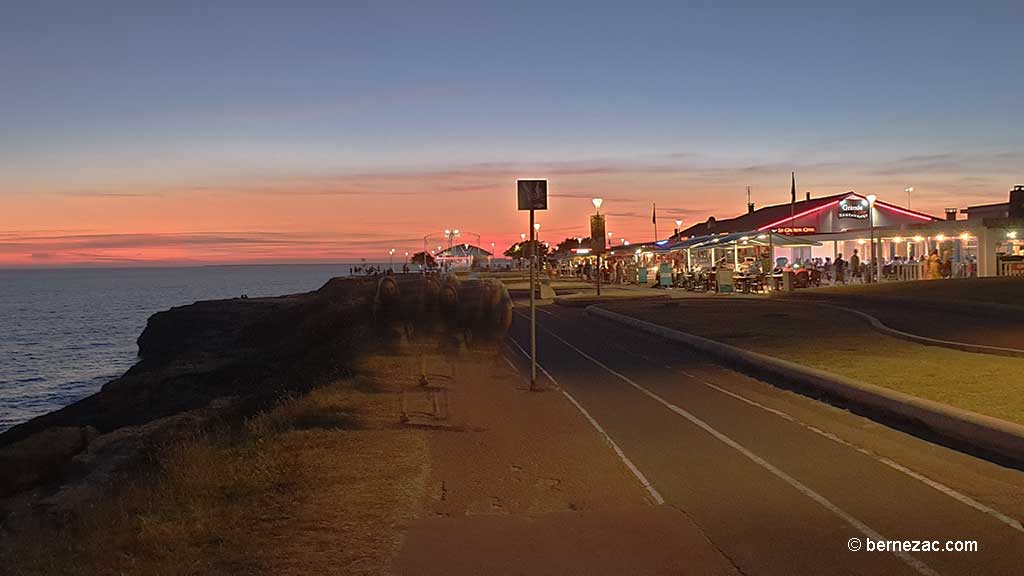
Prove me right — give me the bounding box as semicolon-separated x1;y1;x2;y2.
506;304;1024;576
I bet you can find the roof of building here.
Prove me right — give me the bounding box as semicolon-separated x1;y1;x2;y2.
962;201;1009;211
677;192;940;238
436;244;492;257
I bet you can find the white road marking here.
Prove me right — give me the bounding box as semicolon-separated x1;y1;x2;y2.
528;318;939;576
605;337;1024;535
506;337;665;505
684;368;1024;535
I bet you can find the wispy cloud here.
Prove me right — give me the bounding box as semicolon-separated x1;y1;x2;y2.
61;190;160;198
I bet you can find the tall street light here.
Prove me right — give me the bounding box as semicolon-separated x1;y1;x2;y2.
533;222;541;280
593;197;604;296
905;186;914;209
442;228;461;272
518;232;526;270
388;248;396;271
866;195;877;282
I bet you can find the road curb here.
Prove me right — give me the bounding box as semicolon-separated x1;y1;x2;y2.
554;295;669;308
807;302;1024;358
586;305;1024;465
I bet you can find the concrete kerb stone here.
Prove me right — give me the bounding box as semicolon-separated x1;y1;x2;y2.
805;301;1024;359
586;305;1024;466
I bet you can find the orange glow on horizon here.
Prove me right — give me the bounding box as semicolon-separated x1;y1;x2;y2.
0;166;1011;267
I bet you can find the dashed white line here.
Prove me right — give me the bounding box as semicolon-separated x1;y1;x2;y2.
505;337;665;505
606;337;1024;535
528;319;939;576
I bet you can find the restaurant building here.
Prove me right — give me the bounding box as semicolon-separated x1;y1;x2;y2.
672;186;1024;278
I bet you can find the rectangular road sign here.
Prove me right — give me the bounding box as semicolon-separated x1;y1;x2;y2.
517;180;548;211
590;214;606;254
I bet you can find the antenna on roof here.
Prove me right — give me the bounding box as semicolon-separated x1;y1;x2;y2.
746;186;755;214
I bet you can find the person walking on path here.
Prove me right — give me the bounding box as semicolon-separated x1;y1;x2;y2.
849;249;861;283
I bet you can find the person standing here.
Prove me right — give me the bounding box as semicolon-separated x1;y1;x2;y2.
834;253;846;284
927;249;942;279
849;249;861;282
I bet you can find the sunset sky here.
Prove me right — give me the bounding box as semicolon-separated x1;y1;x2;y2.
2;1;1022;266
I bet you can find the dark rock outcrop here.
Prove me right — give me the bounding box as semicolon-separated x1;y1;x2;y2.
0;275;511;500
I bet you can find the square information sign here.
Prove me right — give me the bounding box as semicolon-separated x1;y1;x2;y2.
517;180;548;211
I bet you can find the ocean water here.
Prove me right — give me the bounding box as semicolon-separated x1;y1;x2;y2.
0;264;378;433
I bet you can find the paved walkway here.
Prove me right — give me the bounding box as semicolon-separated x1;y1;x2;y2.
393;345;738;575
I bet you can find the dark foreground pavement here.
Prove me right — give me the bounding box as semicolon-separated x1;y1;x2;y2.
506;304;1024;576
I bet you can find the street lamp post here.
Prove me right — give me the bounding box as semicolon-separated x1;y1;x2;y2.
867;195;877;283
388;248;395;271
519;232;527;271
533;222;541;289
593;198;604;296
905;186;914;210
442;228;461;272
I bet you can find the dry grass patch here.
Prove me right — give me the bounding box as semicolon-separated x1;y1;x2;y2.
2;353;431;576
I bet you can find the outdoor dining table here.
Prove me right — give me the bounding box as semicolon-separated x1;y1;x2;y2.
732;273;763;294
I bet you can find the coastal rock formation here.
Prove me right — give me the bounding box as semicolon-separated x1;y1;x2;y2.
0;276;511;501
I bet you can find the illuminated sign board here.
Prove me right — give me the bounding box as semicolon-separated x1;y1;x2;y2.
772;226;817;235
838;197;869;219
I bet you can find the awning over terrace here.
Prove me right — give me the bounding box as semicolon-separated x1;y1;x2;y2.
686;231;822;250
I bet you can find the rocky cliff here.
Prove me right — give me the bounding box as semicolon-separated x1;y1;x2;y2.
0;275;512;501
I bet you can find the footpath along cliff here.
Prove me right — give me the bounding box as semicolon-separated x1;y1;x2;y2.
0;275;512;504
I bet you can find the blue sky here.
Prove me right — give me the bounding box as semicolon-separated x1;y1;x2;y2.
1;0;1021;264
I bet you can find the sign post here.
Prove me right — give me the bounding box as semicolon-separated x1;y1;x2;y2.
518;180;547;390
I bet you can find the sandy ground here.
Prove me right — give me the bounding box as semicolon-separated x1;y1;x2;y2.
392;343;739;575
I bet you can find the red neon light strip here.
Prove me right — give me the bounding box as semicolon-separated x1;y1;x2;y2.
757;200;841;231
873;201;937;221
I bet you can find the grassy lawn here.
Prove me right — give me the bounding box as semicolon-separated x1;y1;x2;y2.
607;299;1024;426
797;276;1024;308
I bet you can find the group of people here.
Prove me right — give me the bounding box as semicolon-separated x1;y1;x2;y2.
572;260;632;284
829;248;971;283
349;263;412;276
